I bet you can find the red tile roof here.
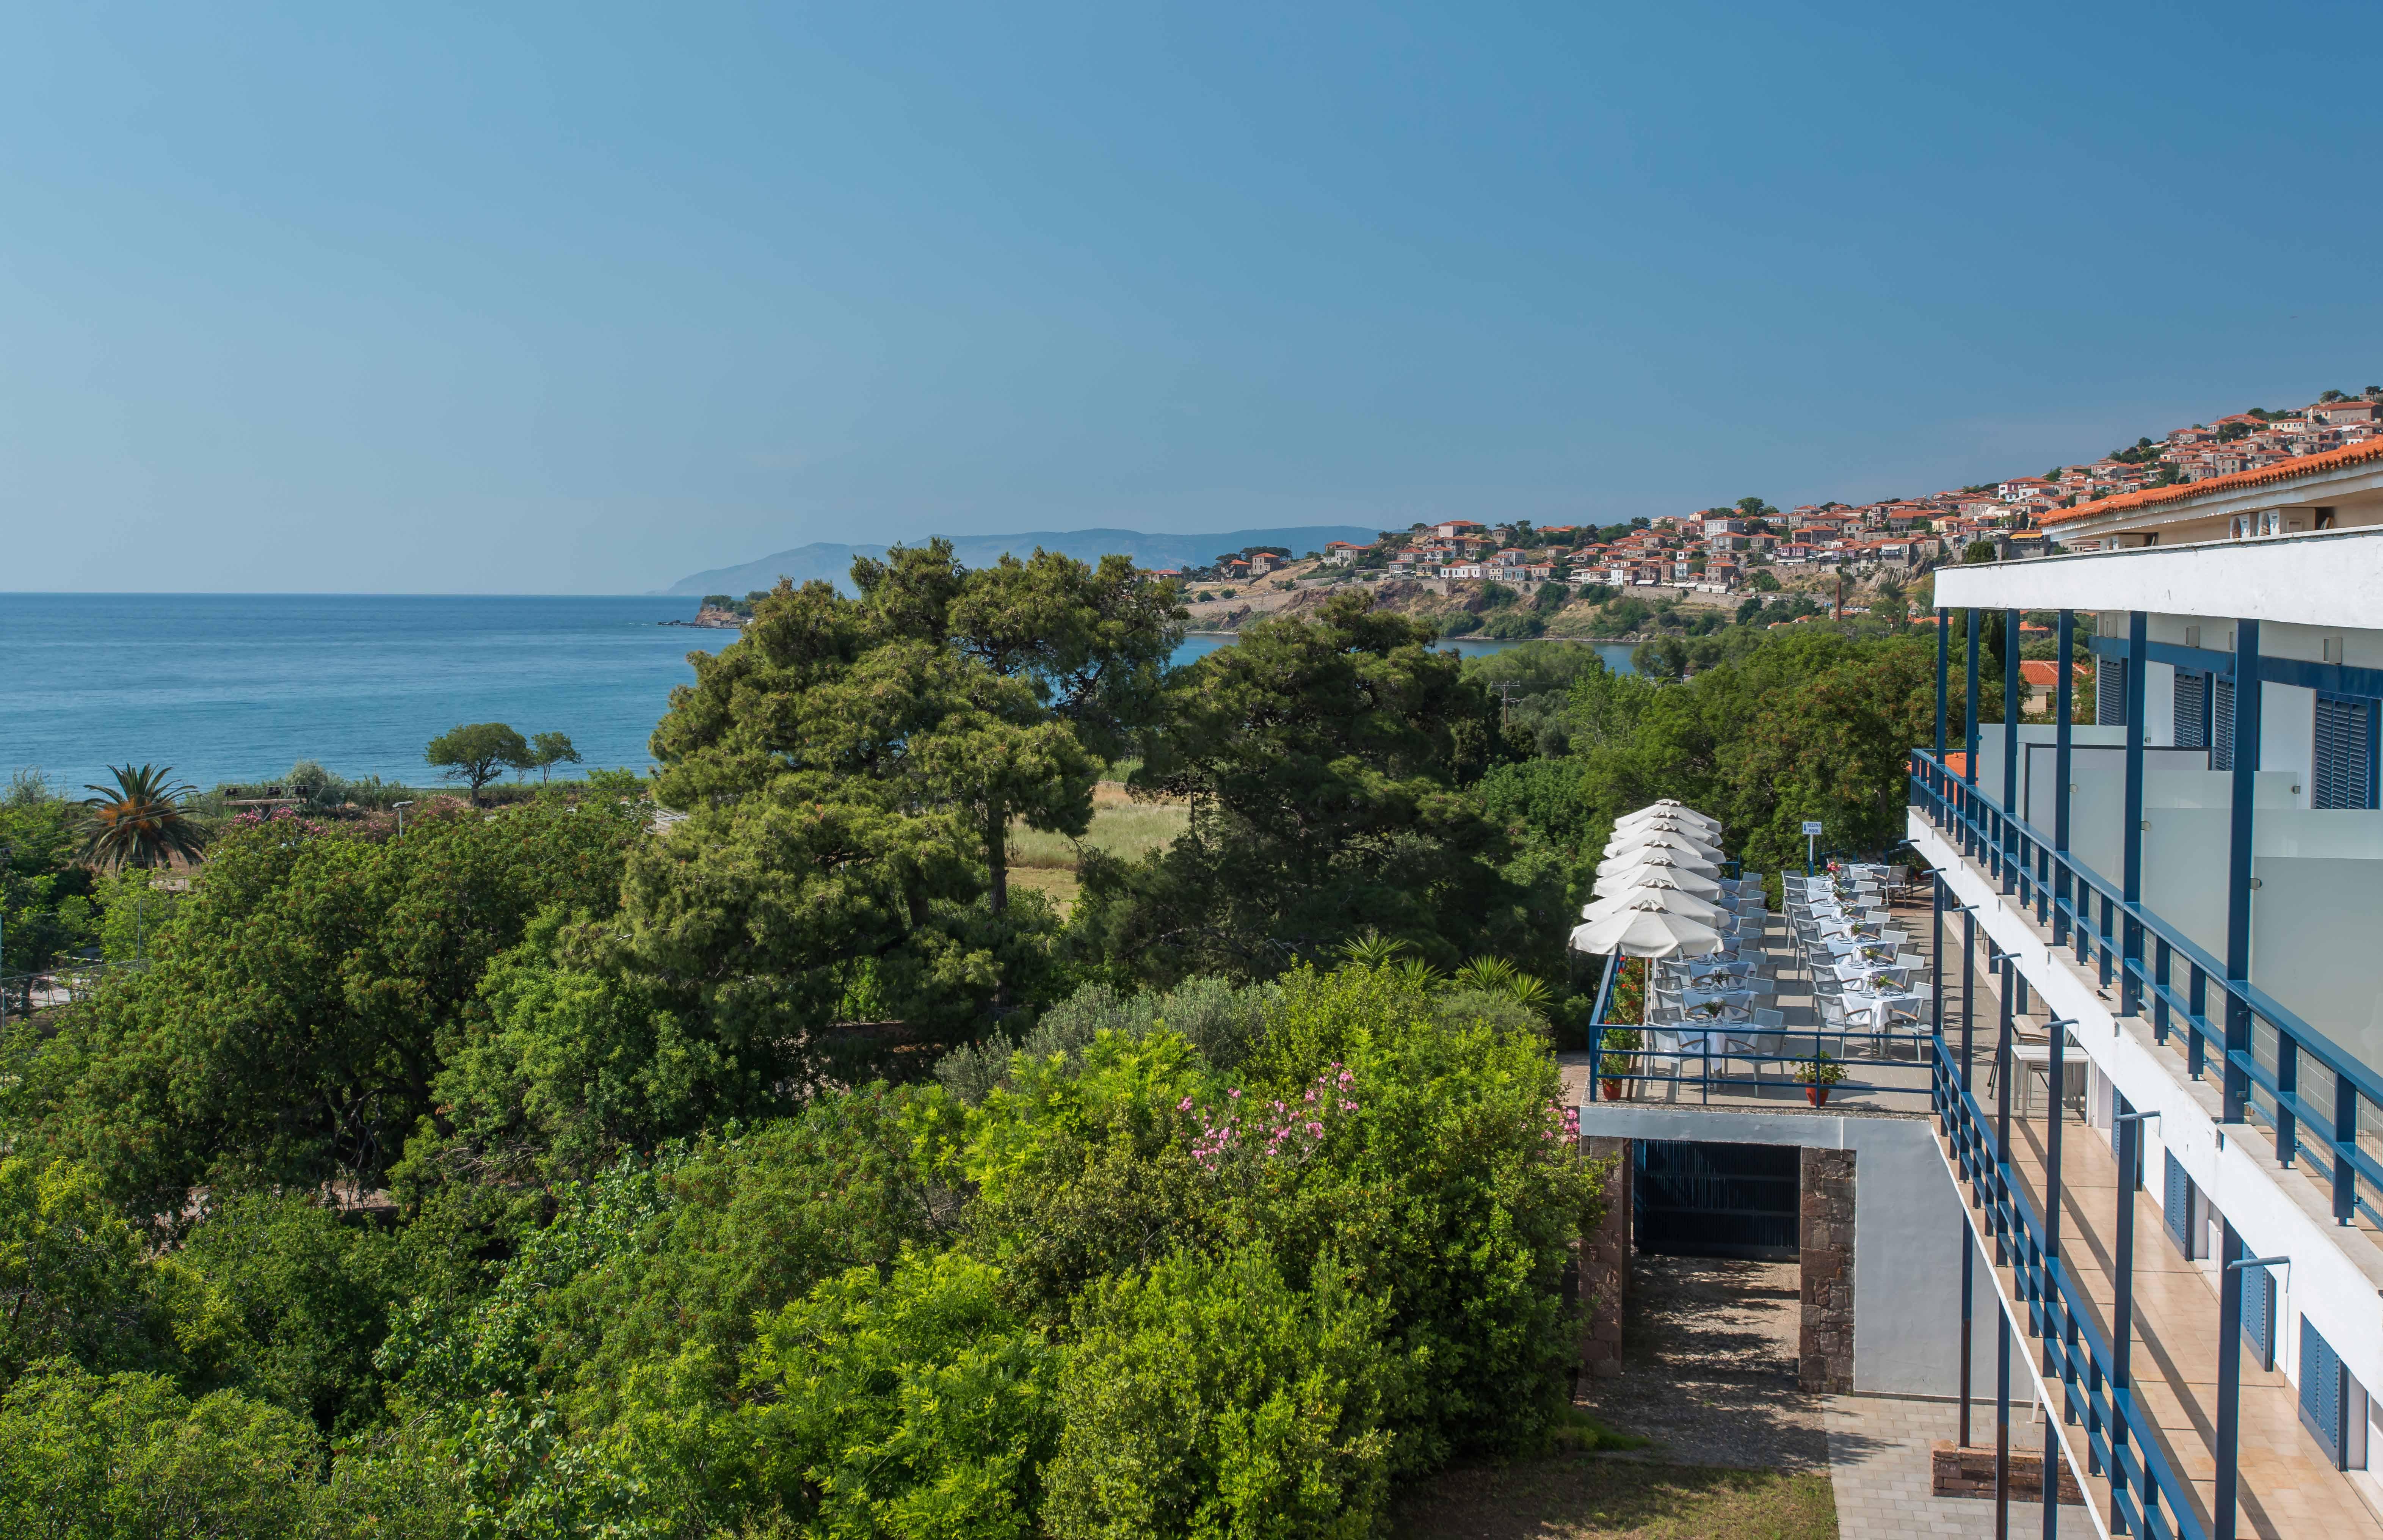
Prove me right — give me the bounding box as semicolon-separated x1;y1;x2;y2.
2041;436;2383;526
2018;660;2087;686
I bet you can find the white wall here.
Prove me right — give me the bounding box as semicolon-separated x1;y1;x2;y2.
1933;528;2383;629
2145;659;2177;747
1574;1103;1982;1397
2253;855;2383;1079
2264;683;2316;810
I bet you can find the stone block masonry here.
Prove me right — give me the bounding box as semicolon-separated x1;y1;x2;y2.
1931;1441;2084;1505
1575;1136;1631;1383
1799;1146;1855;1392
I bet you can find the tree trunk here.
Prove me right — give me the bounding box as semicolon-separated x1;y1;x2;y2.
986;806;1008;916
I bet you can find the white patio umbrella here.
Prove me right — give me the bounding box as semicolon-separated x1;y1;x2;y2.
1591;864;1723;901
1580;883;1725;926
1594;847;1720;881
1602;827;1724;863
1572;892;1731;1083
1568;898;1724;959
1616;801;1721;836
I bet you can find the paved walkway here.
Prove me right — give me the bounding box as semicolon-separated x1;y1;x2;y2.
1825;1393;2096;1539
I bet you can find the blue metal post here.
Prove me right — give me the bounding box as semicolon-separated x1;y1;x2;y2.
1965;609;1982;861
1936;608;1950;756
2110;1103;2140;1534
2121;612;2147;1016
1933;874;1946;1048
1996;1305;2013;1538
2055;610;2074;945
2043;1008;2068;1540
1587;951;1620;1088
1966;609;1982;783
2215;1219;2244;1540
2004;608;2021;893
1960;1214;1974;1449
2225;620;2262;1124
1996;947;2013;1266
1962;913;1976;1090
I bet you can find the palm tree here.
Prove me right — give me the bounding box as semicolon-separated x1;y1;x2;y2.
81;764;207;870
1340;929;1408;968
1451;954;1554;1010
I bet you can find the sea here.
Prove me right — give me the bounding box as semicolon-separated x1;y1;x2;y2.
0;594;1636;792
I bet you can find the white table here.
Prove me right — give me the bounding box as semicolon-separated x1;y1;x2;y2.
2008;1042;2085;1117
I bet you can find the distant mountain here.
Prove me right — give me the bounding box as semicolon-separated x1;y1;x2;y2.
661;526;1383;597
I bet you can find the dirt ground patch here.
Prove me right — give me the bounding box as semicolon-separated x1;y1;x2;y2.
1392;1459;1836;1540
1577;1255;1829;1472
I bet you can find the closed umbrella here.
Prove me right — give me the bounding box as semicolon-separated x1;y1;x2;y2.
1592;864;1723;901
1595;848;1720;881
1617;802;1721;836
1569;898;1724;958
1580;883;1725;926
1602;828;1724;863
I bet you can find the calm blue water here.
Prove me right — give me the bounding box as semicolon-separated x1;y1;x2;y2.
0;595;1634;791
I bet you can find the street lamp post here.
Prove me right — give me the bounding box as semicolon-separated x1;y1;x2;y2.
393;801;414;837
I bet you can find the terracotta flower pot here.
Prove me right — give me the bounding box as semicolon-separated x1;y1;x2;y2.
1805;1084;1830;1107
1602;1078;1626;1102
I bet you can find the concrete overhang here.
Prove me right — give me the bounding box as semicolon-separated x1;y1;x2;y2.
1934;526;2383;628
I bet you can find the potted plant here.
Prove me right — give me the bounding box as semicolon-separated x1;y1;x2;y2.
1795;1049;1847;1107
1599;1027;1641;1102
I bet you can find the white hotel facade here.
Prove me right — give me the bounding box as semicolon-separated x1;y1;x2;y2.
1579;437;2383;1539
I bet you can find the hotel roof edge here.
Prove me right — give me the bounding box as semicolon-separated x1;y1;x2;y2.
1933;525;2383;629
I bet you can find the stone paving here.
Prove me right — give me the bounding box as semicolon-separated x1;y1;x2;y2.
1825;1393;2099;1539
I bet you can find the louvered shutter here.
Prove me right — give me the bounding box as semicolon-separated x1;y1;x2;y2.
2314;697;2378;810
2097;659;2128;727
2303;1317;2349;1468
2212;677;2235;772
2164;1151;2194;1255
2242;1261;2275;1371
2176;672;2209;750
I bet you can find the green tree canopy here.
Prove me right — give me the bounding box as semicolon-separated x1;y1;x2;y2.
527;731;582;782
6;799;644;1216
630;542;1182;1060
423;723;532;803
1074;593;1531;981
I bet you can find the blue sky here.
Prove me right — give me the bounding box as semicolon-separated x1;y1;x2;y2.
6;2;2379;593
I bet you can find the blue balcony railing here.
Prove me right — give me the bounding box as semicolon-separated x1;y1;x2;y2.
1591;1024;1933;1106
1909;749;2383;1234
1934;1036;2206;1540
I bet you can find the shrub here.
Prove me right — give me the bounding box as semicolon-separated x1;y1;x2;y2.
737;1248;1062;1538
1043;1244;1394;1540
0;1361;320;1539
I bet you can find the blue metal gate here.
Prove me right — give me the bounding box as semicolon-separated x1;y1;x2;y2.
1633;1140;1800;1261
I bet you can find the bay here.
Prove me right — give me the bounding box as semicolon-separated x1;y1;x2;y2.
0;595;1634;792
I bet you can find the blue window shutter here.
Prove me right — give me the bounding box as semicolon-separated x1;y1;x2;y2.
2098;659;2128;728
2303;1317;2348;1468
2314;696;2377;810
2176;672;2209;751
2242;1263;2274;1371
2165;1151;2193;1255
2213;677;2235;771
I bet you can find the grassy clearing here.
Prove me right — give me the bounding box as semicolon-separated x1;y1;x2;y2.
1007;783;1188;871
1004;781;1188;914
1392;1458;1835;1540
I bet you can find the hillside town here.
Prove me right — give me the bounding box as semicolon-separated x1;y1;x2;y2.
1165;385;2383;599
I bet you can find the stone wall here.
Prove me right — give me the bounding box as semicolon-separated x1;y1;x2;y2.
1930;1441;2084;1504
1799;1145;1856;1392
1576;1136;1632;1383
